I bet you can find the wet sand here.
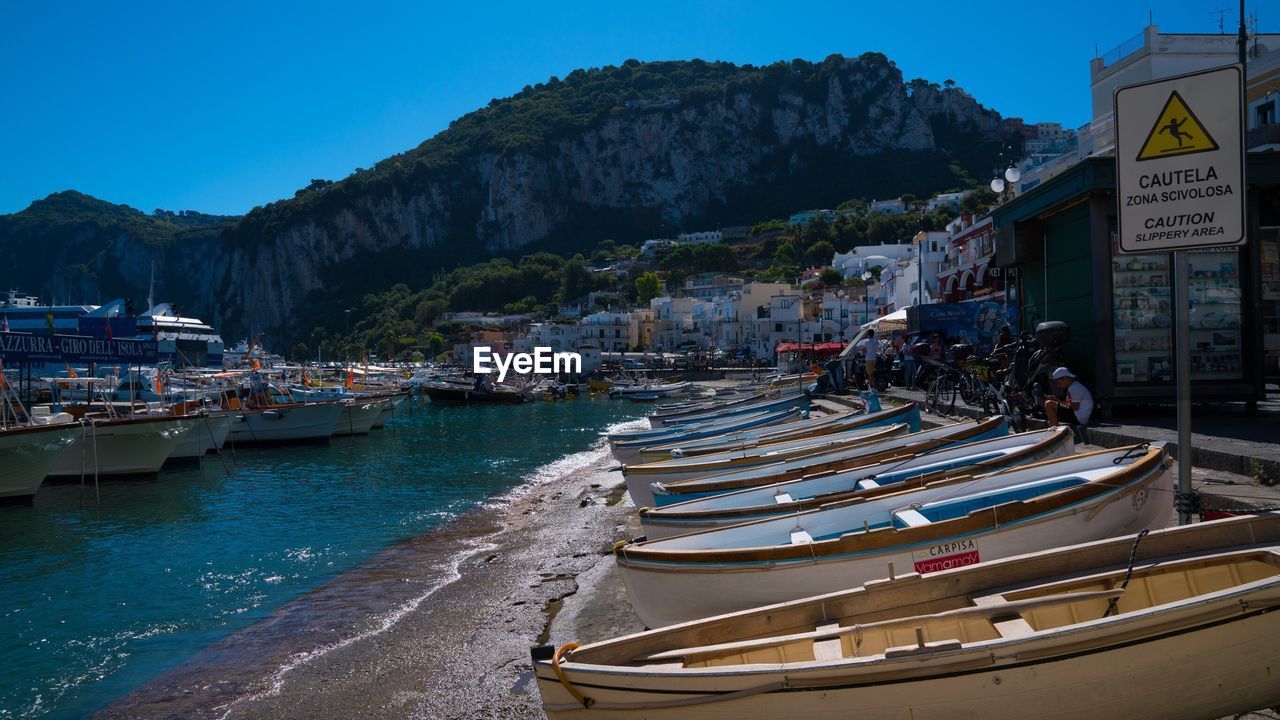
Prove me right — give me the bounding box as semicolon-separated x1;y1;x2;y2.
97;449;644;720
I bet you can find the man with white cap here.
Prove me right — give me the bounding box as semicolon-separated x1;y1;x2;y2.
1045;367;1094;427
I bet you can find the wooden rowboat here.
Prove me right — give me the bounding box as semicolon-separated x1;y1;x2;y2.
536;513;1280;719
610;406;806;464
639;427;1076;538
639;417;1009;508
615;445;1173;627
637;403;920;462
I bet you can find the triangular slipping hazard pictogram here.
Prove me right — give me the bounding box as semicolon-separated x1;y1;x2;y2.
1136;90;1219;161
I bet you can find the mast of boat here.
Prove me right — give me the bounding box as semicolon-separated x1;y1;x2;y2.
146;261;155;315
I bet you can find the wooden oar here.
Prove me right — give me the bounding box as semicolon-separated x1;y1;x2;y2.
635;588;1123;664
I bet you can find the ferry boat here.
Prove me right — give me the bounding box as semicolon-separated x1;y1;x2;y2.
1;291;225;370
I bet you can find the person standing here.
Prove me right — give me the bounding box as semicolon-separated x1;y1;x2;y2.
855;329;878;388
1045;367;1094;427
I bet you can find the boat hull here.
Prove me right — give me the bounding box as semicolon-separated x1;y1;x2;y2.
424;386;529;404
618;461;1173;627
332;399;382;436
0;424;81;500
538;604;1280;719
167;413;233;460
230;402;344;445
48;417;195;478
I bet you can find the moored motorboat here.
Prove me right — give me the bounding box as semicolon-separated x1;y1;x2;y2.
615;445;1173;627
229;401;344;445
47;415;197;478
640;426;1076;538
166;411;233;461
332;398;383;436
0;423;81;502
536;513;1280;720
423;383;530;404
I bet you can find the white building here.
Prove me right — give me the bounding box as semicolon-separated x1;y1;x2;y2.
681;273;746;299
641;238;677;256
579;311;635;352
926;192;967;211
868;198;906;215
677;230;722;245
832;244;916;280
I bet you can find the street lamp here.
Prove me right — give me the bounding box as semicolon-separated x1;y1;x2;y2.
835;289;847;342
989;165;1021;201
861;271;874;326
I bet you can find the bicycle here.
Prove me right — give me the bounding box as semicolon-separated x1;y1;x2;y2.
923;358;959;416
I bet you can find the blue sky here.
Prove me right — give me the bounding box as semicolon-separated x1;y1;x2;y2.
0;0;1264;216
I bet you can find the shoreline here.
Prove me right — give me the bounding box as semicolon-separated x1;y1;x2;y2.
95;429;643;719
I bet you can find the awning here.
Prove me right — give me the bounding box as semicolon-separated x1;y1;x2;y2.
862;308;908;332
775;341;846;356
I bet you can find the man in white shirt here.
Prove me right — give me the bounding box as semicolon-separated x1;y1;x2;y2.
1045;367;1094;426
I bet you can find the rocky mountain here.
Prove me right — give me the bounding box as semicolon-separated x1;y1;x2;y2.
0;53;1006;342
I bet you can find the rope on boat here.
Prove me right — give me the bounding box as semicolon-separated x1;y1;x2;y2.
1103;528;1147;618
551;642;592;708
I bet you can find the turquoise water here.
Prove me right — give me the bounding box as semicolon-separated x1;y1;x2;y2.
0;398;645;719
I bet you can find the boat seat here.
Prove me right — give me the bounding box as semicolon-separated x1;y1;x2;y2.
773;493;794;504
972;594;1036;638
857;479;880;490
812;623;844;661
790;529;814;545
894;509;931;527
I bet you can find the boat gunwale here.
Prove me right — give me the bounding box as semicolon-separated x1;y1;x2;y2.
615;446;1167;566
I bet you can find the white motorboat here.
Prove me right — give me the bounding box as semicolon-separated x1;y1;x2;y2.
229;401;344;445
166;412;233;460
47;415;196;478
0;423;81;501
332;398;382;437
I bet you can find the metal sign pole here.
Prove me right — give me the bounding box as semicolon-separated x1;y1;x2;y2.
1174;251;1192;524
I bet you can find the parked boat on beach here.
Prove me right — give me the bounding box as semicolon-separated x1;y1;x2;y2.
636;416;1008;508
616;445;1174;628
611;405;807;464
636;403;920;462
537;513;1280;719
0;422;81;501
640;427;1076;538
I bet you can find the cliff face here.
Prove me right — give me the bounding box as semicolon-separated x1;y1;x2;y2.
0;54;1003;340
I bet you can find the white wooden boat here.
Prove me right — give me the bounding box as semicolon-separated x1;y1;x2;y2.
167;412;233;460
610;381;693;398
637;403;920;462
611;406;805;464
657;394;803;428
229;401;344;445
332;398;382;436
649;389;805;428
48;415;197;478
0;423;81;501
536;513;1280;719
622;423;911;503
641;427;1076;538
641;417;1009;508
615;446;1173;627
368;393;406;428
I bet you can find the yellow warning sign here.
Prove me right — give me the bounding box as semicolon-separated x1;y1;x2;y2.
1136;90;1219;161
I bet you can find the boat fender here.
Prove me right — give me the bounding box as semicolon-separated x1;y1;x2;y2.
670;448;685;458
263;410;284;420
651;482;669;496
611;540;628;553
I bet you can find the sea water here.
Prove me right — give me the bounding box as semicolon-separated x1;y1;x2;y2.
0;397;647;719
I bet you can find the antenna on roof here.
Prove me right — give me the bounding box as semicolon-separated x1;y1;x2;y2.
1210;8;1229;33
